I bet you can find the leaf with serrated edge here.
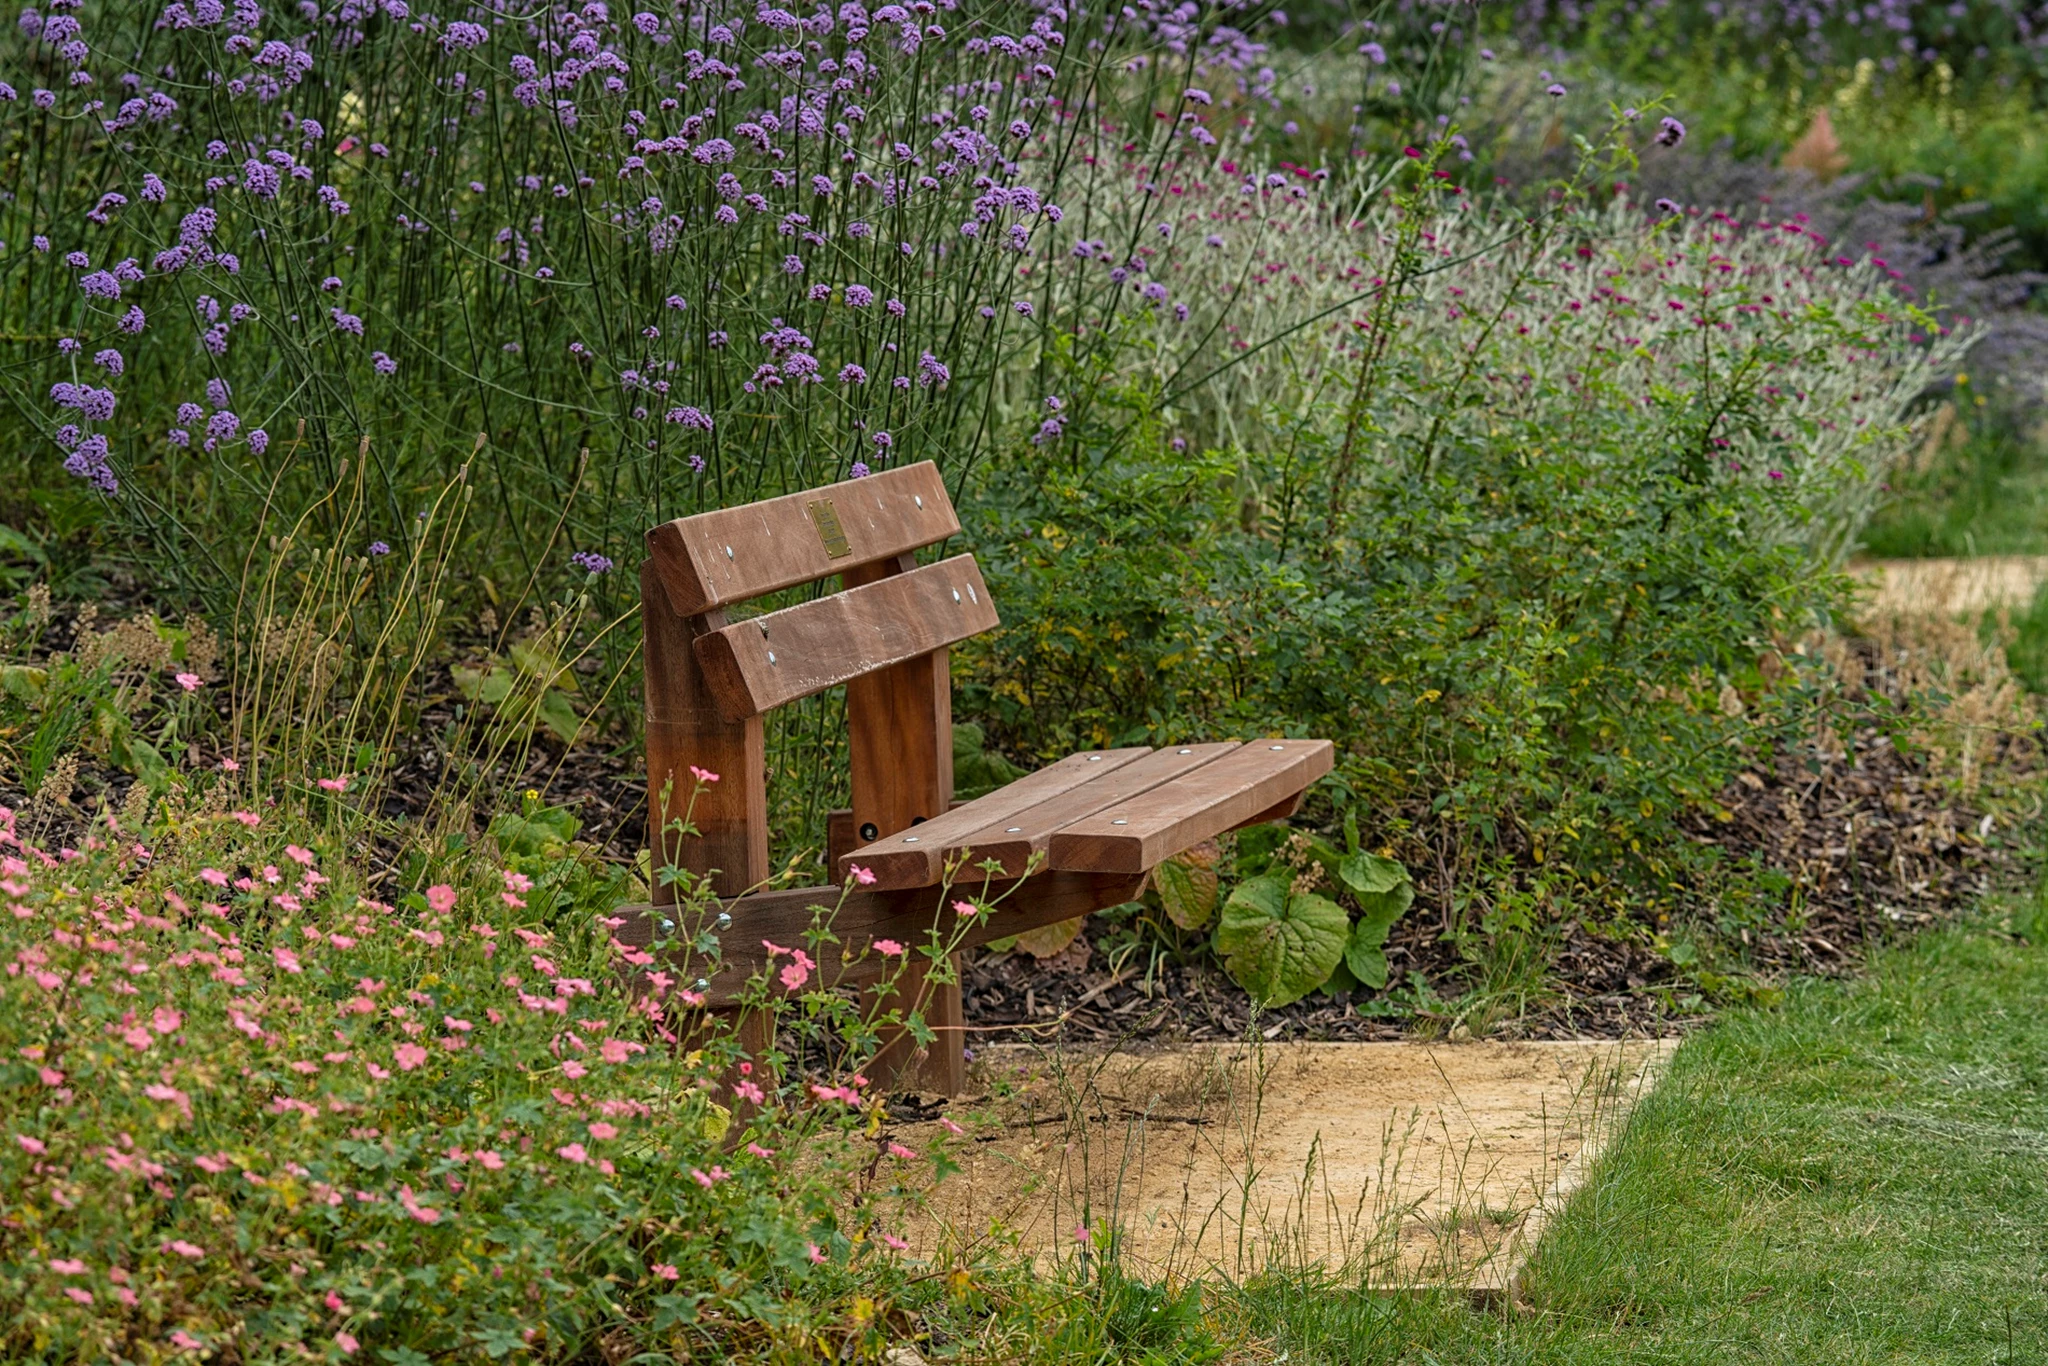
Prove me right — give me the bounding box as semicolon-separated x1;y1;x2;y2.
1155;843;1220;930
1215;875;1349;1007
1012;916;1084;959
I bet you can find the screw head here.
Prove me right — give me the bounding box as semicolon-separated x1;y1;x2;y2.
660;917;676;932
903;836;919;843
767;651;778;665
1269;744;1284;750
1006;826;1021;833
914;494;924;508
1177;748;1191;755
1087;754;1102;761
694;978;710;992
724;545;734;559
951;588;961;602
715;911;732;930
1112;819;1129;826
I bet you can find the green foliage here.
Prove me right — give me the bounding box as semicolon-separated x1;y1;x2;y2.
1214;873;1351;1008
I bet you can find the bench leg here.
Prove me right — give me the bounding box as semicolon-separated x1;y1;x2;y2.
865;952;962;1094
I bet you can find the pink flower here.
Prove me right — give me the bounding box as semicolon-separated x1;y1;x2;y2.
393;1043;428;1072
477;1150;506;1170
122;1025;154;1050
503;869;533;893
953;899;980;918
37;1067;63;1087
152;1006;182;1035
49;1257;86;1274
317;775;350;792
200;867;228;886
734;1079;765;1105
881;1233;910;1251
335;1331;359;1355
779;949;814;992
326;1290;348;1311
64;1286;94;1305
272;947;302;974
887;1142;916;1160
688;765;720;784
171;1330;204;1350
872;939;904;957
194;1153;231;1173
174;672;202;692
397;1184;442;1224
745;1141;776;1159
1073;1223;1092;1244
557;1143;589;1164
652;1262;680;1280
587;1122;618;1141
285;844;316;866
562;1060;588;1079
165;1239;206;1259
220;757;240;772
690;1167;716;1188
231;810;261;826
848;863;877;886
807;1242;828;1264
425;884;457;912
938;1117;965;1136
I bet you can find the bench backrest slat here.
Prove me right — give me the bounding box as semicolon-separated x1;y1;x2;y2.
693;553;998;720
646;462;959;616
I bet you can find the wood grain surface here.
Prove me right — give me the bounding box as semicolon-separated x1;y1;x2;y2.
1048;739;1335;874
692;554;997;720
646;462;958;614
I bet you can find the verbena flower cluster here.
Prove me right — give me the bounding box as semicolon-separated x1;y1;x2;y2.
0;0;1271;576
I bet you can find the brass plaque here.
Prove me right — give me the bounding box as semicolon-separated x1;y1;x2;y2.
807;497;853;559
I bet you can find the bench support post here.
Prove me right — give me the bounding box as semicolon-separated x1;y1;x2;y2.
844;554;964;1095
641;561;772;1065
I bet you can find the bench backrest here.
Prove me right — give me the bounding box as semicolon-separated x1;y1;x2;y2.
639;462;992;899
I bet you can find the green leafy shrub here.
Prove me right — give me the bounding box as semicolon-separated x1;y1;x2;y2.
0;790;1000;1362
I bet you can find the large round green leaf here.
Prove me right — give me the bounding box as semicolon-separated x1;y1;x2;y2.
1213;873;1350;1007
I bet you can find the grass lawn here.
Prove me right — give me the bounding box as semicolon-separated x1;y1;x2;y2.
1209;916;2048;1363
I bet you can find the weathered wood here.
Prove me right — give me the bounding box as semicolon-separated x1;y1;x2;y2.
693;554;998;721
841;555;962;1094
614;872;1145;1009
641;561;768;900
1048;739;1336;874
948;743;1240;880
646;462;959;615
838;747;1153;889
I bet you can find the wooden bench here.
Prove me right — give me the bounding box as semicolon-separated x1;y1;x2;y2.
620;462;1332;1093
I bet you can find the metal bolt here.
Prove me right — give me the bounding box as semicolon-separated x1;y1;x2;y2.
724;545;734;559
1006;826;1021;833
1087;754;1102;762
1269;744;1284;751
951;588;961;602
914;495;924;508
767;651;778;665
903;836;920;843
1178;748;1191;755
1112;819;1128;826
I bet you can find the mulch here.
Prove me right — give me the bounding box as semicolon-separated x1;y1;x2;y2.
7;607;2023;1045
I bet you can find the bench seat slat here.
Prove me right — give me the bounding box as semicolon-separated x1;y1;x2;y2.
646;462;959;615
839;747;1152;888
946;742;1240;880
693;554;998;720
1047;739;1336;874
